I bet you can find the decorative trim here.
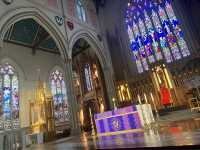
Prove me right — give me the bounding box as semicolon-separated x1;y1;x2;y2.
95;111;138;121
97;128;144;137
55;16;64;26
67;21;74;31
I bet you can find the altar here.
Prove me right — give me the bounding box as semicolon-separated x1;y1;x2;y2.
94;104;155;136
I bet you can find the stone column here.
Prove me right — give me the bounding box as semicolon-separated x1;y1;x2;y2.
102;65;116;110
64;59;81;135
0;39;3;58
0;132;3;150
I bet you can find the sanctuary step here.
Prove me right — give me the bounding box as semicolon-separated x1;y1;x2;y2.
158;105;188;116
157;109;200;123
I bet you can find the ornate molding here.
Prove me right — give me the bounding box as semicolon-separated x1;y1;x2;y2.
55;16;64;26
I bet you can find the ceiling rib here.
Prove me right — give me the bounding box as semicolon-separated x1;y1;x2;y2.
3;18;59;54
32;31;50;55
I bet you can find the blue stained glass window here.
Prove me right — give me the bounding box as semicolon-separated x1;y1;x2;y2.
144;11;163;61
158;5;181;60
125;0;190;73
128;26;144;73
133;22;149;71
76;0;86;22
165;2;190;57
0;64;19;130
50;70;69;125
151;10;173;63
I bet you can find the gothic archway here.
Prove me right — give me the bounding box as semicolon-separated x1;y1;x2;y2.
71;37;113;132
69;30;116;109
0;7;69;60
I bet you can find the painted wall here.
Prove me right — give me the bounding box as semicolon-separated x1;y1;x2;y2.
0;42;65;127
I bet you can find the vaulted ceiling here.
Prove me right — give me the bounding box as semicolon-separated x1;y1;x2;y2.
72;38;90;57
4;19;59;54
93;0;106;14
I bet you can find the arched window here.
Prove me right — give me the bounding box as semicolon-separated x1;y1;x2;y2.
84;63;93;92
0;63;19;130
50;70;69;125
125;0;190;73
76;0;86;22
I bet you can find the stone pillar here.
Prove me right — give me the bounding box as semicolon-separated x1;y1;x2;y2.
0;132;3;150
0;39;3;58
102;66;116;110
64;59;81;135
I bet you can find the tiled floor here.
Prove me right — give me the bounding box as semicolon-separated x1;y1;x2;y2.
28;111;200;150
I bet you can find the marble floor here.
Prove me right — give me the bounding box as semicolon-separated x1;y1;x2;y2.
28;111;200;150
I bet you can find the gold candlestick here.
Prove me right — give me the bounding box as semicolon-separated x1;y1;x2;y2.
138;95;142;104
150;93;159;119
89;108;95;136
112;98;117;110
144;93;148;104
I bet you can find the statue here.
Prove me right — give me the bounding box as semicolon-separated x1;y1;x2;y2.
160;83;171;108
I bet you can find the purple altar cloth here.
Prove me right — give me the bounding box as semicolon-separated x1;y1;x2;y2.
94;105;142;136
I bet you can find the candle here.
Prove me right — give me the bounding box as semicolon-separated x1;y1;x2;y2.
80;109;84;126
144;93;148;104
44;82;46;91
150;92;159;117
112;98;117;109
150;93;156;109
138;95;141;104
150;93;154;102
89;108;92;117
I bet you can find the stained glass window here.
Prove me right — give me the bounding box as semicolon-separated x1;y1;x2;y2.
76;0;86;22
132;22;149;71
158;5;181;60
128;26;144;73
164;1;190;57
138;18;155;63
151;10;173;63
84;64;93;92
144;10;163;61
50;70;69;125
125;0;190;73
0;64;19;130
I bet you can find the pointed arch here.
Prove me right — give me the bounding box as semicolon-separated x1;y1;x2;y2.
0;7;69;60
69;30;109;70
69;29;116;109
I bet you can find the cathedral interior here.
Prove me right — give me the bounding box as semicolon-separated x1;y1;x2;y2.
0;0;200;149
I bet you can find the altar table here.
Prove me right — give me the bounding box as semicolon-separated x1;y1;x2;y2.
94;105;142;136
94;104;155;136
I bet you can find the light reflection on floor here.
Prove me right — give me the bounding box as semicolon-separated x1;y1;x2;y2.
28;117;200;150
